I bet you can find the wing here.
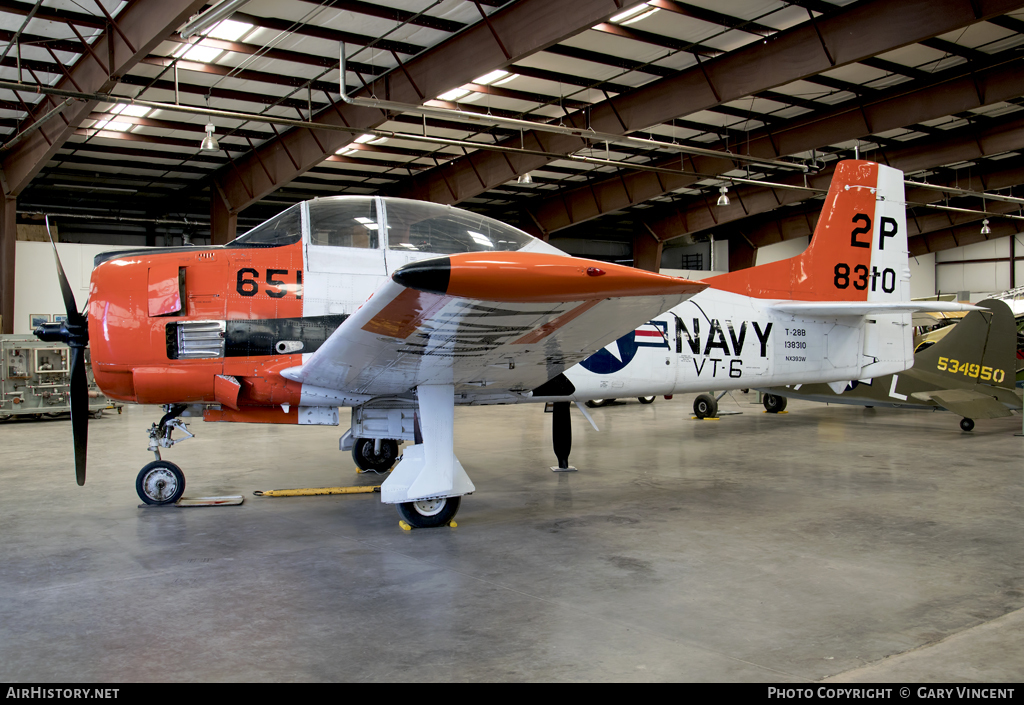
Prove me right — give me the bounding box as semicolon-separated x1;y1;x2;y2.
283;252;705;397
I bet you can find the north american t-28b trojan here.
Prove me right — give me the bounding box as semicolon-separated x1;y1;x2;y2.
37;160;974;527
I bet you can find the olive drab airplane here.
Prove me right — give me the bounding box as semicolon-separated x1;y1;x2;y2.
35;159;975;528
755;299;1022;431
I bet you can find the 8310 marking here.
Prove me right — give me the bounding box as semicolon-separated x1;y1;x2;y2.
834;263;895;293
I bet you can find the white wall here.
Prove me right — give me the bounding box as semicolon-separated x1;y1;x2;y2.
754;236;809;266
935;236;1024;301
908;252;936;300
13;241;144;334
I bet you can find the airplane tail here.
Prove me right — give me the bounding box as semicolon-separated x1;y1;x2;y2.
914;299;1017;390
706;160;909;302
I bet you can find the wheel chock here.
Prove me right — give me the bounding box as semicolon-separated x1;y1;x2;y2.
691;416;721;421
253;486;381;497
138;495;244;508
763;410;790;414
398;519;457;531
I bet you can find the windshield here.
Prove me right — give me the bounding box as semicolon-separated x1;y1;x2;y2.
231;203;302;248
382;198;536;254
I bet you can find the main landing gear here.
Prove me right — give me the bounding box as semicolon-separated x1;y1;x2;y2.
762;393;788;413
136;404;194;505
351;438;400;472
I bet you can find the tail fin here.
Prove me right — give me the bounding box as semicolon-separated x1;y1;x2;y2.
914;299;1017;390
707;160;908;302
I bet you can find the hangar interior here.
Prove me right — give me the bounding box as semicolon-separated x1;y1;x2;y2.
1;0;1024;683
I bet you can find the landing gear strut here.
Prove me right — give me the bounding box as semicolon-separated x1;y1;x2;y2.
137;404;194;505
551;401;576;472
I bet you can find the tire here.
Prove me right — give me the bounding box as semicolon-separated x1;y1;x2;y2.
960;417;975;432
638;396;655;404
585;399;611;408
693;393;718;419
136;460;186;505
763;394;787;413
352;438;399;472
397;495;461;529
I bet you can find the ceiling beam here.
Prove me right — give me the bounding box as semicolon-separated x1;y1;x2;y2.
387;0;1024;210
718;160;1024;251
0;0;208;196
526;53;1024;237
212;0;627;217
642;113;1024;244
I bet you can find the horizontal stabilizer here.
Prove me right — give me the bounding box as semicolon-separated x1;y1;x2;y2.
769;301;982;317
911;389;1014;419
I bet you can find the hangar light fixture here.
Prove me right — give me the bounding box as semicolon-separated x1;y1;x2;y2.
717;186;730;207
609;4;657;25
200;122;219;151
179;0;252;40
981;219;992;235
517;172;534;185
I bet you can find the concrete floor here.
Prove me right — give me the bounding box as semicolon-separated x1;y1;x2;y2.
1;392;1022;682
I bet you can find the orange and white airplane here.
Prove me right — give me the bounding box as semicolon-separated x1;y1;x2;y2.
36;160;974;527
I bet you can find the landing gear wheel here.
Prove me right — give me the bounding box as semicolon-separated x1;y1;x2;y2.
136;460;186;505
960;417;975;432
397;495;461;528
585;399;611;408
43;411;64;418
638;396;656;404
693;394;718;419
90;409;104;419
763;394;787;413
352;438;399;472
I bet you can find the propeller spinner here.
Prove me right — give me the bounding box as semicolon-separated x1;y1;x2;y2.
33;218;90;485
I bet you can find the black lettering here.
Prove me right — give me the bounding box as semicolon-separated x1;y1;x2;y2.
851;213;871;248
834;262;850;289
753;321;772;358
296;270;303;299
726;321;747;356
882;267;896;293
703;320;730;356
679;318;701;355
693;358;707;375
879;216;898;250
871;266;881;292
730;359;742;378
266;269;288;298
236;268;258;297
711;358;722;376
673;315;684;354
853;264;868;290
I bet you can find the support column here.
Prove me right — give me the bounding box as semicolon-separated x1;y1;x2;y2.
1;195;15;334
210;192;237;246
729;237;757;272
1011;235;1016;290
632;228;663;273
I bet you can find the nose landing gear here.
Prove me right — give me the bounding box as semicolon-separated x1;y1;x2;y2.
136;404;194;505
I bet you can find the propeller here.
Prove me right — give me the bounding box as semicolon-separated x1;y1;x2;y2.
33;217;90;485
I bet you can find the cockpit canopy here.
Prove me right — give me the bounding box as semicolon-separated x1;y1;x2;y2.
229;196;555;255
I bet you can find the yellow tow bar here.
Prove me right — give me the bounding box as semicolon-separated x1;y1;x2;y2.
253;486;381;497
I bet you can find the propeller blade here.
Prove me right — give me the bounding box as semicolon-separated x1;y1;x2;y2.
68;346;88;486
44;216;79;319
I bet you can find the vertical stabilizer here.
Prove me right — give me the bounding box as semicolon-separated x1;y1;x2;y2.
914;299;1017;390
706;160;909;303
